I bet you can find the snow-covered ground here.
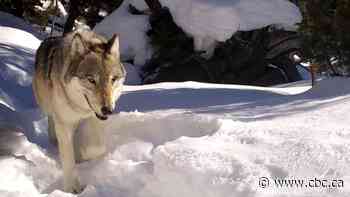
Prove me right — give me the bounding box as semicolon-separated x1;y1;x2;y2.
2;9;350;197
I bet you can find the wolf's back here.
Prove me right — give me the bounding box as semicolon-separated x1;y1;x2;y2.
35;37;65;81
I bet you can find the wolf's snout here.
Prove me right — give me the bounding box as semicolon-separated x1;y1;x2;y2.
101;106;113;115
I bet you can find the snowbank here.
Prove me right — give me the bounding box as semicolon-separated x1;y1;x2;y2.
94;0;302;61
123;63;142;85
0;26;41;50
159;0;302;57
3;77;350;197
0;26;40;113
0;26;40;110
94;0;152;66
0;11;42;50
0;11;45;40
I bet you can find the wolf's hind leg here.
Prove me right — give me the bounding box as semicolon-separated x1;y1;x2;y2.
48;116;58;145
76;117;107;162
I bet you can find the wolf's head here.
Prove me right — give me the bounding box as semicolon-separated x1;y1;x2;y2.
66;30;126;120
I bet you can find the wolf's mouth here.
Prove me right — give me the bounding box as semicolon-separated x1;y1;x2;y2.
95;113;108;120
84;94;108;121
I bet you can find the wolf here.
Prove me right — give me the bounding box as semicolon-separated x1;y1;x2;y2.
32;29;126;193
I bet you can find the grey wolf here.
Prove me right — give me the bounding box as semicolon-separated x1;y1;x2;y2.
32;29;126;193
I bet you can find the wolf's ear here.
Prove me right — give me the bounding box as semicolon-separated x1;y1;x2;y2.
65;33;87;83
71;33;87;57
106;34;120;59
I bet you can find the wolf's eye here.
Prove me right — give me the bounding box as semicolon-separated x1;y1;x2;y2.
87;77;96;85
112;76;118;83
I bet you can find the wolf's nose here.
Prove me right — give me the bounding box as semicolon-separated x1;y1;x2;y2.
101;106;113;115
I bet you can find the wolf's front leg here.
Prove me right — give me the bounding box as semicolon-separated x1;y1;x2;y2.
54;119;83;193
48;116;57;145
77;116;107;161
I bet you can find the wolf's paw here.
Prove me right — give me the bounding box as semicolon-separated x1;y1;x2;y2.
65;178;85;194
72;184;85;194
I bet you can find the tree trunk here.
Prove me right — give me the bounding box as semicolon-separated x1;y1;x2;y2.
13;0;24;18
63;0;81;35
85;2;101;29
144;0;162;13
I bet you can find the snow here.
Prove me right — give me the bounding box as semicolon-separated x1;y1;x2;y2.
2;9;350;197
0;27;41;50
159;0;302;57
94;0;152;66
0;11;45;40
297;64;311;80
36;0;67;17
94;0;302;61
129;0;149;11
0;26;39;111
3;75;350;197
123;63;142;85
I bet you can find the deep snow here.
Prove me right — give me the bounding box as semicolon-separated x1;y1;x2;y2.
1;9;350;197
